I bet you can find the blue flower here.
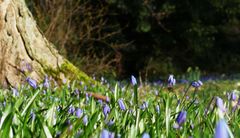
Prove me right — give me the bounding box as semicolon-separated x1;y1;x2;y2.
168;74;176;87
156;105;160;114
106;97;110;103
191;80;203;88
101;129;114;138
74;89;79;95
101;129;110;138
43;75;50;88
103;104;111;118
75;108;83;118
83;115;88;125
118;99;126;111
43;90;46;95
131;75;137;85
177;99;181;106
176;110;187;126
85;93;90;102
30;110;36;120
26;77;37;89
68;105;75;114
214;119;229;138
107;119;114;126
98;100;103;105
142;132;150;138
140;101;148;110
12;88;19;97
230;92;237;101
216;97;226;112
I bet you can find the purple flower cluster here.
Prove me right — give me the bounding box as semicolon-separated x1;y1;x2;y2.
191;80;203;88
68;105;75;114
168;74;176;87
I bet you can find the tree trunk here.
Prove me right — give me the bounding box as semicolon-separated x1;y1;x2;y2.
0;0;93;88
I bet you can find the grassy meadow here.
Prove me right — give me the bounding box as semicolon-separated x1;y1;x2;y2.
0;75;239;138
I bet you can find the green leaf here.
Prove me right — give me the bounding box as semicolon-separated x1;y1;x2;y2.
84;112;99;137
43;124;53;138
45;105;57;127
21;90;40;116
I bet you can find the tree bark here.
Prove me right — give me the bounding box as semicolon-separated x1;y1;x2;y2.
0;0;93;88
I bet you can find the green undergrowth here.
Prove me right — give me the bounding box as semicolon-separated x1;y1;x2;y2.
0;78;240;137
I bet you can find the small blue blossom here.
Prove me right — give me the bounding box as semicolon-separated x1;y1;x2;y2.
85;93;90;102
118;99;126;111
103;104;110;118
68;125;73;131
230;92;237;101
98;100;103;105
101;129;109;138
156;105;160;114
56;131;61;137
214;119;229;138
74;89;79;95
191;80;203;88
43;75;50;88
106;97;110;103
140;101;148;110
107;119;114;126
176;110;187;126
190;123;194;129
30;110;36;120
84;86;87;91
101;129;114;138
142;133;150;138
43;90;46;95
68;105;75;114
26;77;37;89
83;115;88;125
76;108;83;118
168;74;176;87
57;106;61;112
131;75;137;85
216;97;226;112
177;99;181;106
12;88;19;97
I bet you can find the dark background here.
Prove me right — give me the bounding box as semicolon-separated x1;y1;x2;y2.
26;0;240;80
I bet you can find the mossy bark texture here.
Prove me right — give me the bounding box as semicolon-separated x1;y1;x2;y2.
0;0;92;88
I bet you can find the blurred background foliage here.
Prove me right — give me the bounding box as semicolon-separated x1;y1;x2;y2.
26;0;240;80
